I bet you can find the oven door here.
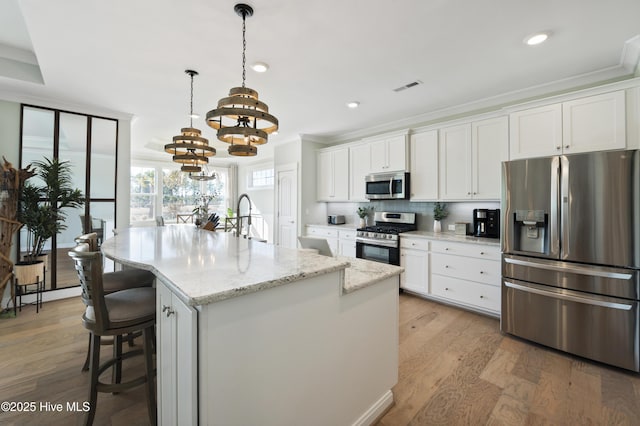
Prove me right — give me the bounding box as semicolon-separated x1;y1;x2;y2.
356;239;400;265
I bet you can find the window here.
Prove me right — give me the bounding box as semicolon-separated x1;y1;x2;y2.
249;167;274;189
130;167;156;222
130;163;230;225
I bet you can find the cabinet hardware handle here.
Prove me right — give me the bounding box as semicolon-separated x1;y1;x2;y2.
445;265;449;268
480;271;484;274
473;192;477;195
162;305;175;317
445;248;449;251
467;192;471;195
480;295;484;299
556;146;561;150
411;243;416;246
480;251;485;255
565;145;570;149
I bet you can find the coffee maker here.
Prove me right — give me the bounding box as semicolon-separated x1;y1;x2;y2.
473;209;500;238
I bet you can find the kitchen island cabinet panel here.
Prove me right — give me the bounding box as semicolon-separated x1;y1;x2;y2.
157;280;197;426
102;226;400;426
198;271;399;426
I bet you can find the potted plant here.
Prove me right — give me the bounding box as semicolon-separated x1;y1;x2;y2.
192;192;215;227
433;202;448;233
356;206;373;228
16;157;84;285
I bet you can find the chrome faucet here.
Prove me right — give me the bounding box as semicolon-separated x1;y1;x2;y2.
236;193;252;238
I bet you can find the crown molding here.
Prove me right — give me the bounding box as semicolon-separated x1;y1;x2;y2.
322;36;640;144
0;88;134;121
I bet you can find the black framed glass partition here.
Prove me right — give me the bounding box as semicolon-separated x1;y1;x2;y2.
20;105;118;290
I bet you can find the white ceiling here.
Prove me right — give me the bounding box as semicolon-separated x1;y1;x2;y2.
1;0;639;164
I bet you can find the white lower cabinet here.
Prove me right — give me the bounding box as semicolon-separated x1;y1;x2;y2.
400;235;501;316
338;229;356;257
400;237;429;295
157;280;198;426
431;274;500;313
305;225;357;257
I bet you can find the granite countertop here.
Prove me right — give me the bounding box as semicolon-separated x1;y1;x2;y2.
306;223;359;230
340;256;403;294
101;225;400;306
401;230;501;247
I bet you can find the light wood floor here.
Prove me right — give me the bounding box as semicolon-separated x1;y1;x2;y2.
1;294;639;425
377;294;640;426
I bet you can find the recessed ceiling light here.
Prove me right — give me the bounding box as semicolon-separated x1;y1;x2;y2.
525;32;551;46
251;62;269;72
346;101;360;109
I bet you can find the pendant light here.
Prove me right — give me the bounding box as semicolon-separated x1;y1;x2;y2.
165;70;216;172
206;4;278;157
190;164;217;181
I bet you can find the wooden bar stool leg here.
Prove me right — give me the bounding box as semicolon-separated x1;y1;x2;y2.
81;334;91;372
143;326;157;426
112;335;123;392
86;333;101;426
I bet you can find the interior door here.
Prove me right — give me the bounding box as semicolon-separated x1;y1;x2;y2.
276;164;298;249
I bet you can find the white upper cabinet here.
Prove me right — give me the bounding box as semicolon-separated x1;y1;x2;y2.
562;91;626;154
509;90;626;160
349;143;371;202
316;146;349;201
509;104;562;160
439;123;473;200
439;117;506;201
409;130;438;201
368;134;408;173
472;116;508;200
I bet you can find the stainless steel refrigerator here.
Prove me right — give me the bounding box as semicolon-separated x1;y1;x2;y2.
501;149;640;371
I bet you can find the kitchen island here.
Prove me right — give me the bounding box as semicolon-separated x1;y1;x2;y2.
101;225;402;426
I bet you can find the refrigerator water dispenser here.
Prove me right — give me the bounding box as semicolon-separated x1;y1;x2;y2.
514;210;548;254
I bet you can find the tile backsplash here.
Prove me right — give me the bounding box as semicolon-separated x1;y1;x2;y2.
326;200;500;231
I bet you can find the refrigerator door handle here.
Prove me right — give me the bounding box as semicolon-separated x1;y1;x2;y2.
560;155;570;259
503;256;633;280
550;156;561;257
504;281;633;311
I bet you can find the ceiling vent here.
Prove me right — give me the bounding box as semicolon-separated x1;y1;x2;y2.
393;80;422;92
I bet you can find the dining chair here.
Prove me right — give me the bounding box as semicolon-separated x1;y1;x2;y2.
68;242;156;426
80;215;106;245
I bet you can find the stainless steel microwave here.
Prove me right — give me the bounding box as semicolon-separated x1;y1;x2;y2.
365;172;410;200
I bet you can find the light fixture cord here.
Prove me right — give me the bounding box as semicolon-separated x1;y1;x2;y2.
241;11;247;88
189;72;194;127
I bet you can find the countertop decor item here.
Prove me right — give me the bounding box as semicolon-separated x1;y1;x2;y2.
433;202;448;233
357;206;373;228
206;4;279;157
164;70;216;173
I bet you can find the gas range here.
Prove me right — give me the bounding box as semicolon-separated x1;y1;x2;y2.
356;212;416;250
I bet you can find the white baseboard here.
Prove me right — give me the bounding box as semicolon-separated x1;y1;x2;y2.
351;390;394;426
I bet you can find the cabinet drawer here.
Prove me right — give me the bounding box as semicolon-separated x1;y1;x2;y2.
431;253;500;286
400;237;429;251
430;240;499;260
431;274;500;313
306;226;339;239
338;230;356;240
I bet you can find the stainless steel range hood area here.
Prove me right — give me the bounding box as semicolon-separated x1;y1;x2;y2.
501;150;640;372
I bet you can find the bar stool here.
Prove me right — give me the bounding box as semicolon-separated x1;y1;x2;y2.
69;242;156;426
75;233;156;372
